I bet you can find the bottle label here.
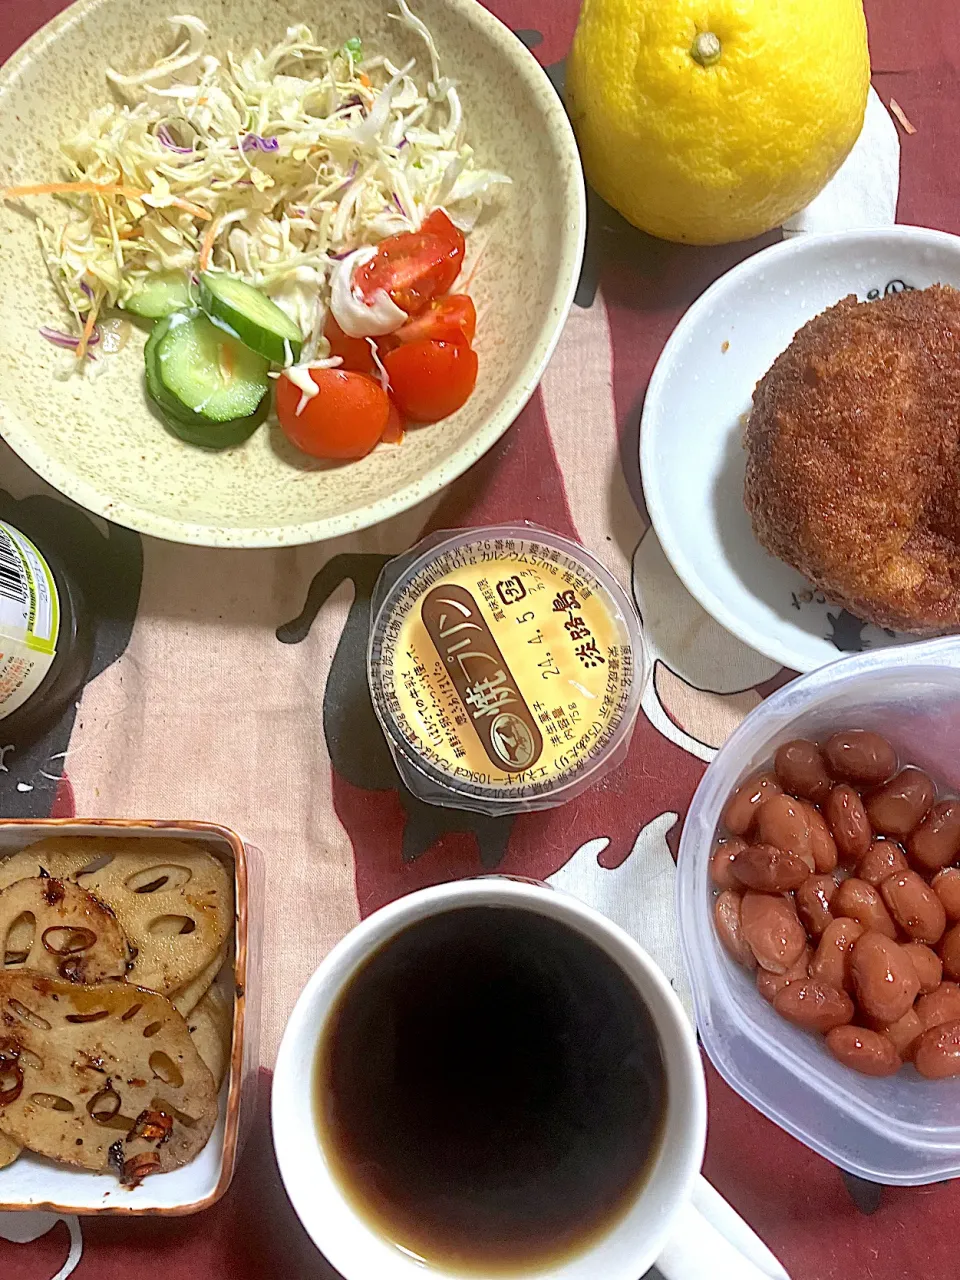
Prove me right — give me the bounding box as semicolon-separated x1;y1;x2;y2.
0;521;60;722
421;582;544;773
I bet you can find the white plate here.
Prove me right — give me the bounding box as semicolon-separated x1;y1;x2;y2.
640;226;960;673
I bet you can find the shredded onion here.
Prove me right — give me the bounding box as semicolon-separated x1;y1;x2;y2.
156;123;193;153
240;133;280;153
39;325;100;351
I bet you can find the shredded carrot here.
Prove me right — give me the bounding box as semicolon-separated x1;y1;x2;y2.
217;340;234;382
360;72;371;88
163;196;212;219
76;299;100;362
0;181;143;200
199;213;221;271
0;181;212;220
889;98;917;136
117;226;143;240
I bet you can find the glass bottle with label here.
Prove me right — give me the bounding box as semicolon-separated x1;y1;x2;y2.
0;520;93;743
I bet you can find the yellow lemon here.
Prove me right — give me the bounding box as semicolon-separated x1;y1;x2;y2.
566;0;871;244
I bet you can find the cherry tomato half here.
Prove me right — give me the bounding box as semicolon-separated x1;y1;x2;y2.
390;293;476;347
383;339;478;423
421;208;466;257
381;397;405;444
323;315;376;374
276;368;389;459
356;209;465;316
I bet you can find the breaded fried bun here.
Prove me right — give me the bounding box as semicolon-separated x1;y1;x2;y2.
744;285;960;634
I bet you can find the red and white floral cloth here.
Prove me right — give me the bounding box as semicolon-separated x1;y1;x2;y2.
0;0;957;1275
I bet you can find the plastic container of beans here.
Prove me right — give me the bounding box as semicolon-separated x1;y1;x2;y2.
678;636;960;1185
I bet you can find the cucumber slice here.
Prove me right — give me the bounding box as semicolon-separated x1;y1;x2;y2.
199;271;303;364
154;309;270;421
125;271;193;320
144;312;268;449
162;395;267;450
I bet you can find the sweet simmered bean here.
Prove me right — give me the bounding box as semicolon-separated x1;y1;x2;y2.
916;982;960;1032
866;768;935;839
851;932;920;1024
740;892;806;974
795;874;838;938
933;868;960;922
832;878;897;939
756;947;812;1004
756;795;814;869
908;800;960;873
822;730;897;787
805;805;839;874
900;942;942;995
712;729;960;1081
756;970;787;1004
879;870;946;945
810;918;863;992
722;771;782;836
825;1025;902;1076
714;890;756;969
774;979;854;1033
710;838;746;892
858;838;908;887
730;844;811;893
940;923;960;982
869;1008;923;1061
824;785;872;865
774;739;832;802
914;1020;960;1080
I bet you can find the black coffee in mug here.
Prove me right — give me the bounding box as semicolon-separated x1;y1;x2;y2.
314;905;666;1274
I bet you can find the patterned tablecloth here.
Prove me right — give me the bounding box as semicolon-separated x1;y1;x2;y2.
0;0;956;1275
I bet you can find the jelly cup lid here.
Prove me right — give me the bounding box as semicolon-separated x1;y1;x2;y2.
367;525;649;815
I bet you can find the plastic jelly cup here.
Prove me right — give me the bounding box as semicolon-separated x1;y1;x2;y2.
678;636;960;1185
367;525;648;816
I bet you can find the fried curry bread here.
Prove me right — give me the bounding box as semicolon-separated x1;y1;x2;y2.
744;285;960;634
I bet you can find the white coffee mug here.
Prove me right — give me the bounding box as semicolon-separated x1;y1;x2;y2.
272;877;789;1280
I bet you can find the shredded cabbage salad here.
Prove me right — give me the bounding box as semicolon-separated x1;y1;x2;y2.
3;1;510;371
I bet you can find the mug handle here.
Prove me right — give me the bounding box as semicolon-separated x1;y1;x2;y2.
656;1176;791;1280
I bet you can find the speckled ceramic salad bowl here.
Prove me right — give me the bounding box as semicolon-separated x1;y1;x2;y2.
0;0;584;546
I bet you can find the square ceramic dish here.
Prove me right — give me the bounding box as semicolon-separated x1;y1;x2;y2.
0;819;261;1214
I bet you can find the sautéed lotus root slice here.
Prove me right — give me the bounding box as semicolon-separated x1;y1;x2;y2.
171;939;231;1016
186;983;232;1087
0;877;131;983
0;971;217;1178
0;1131;20;1168
8;838;233;995
0;843;106;892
